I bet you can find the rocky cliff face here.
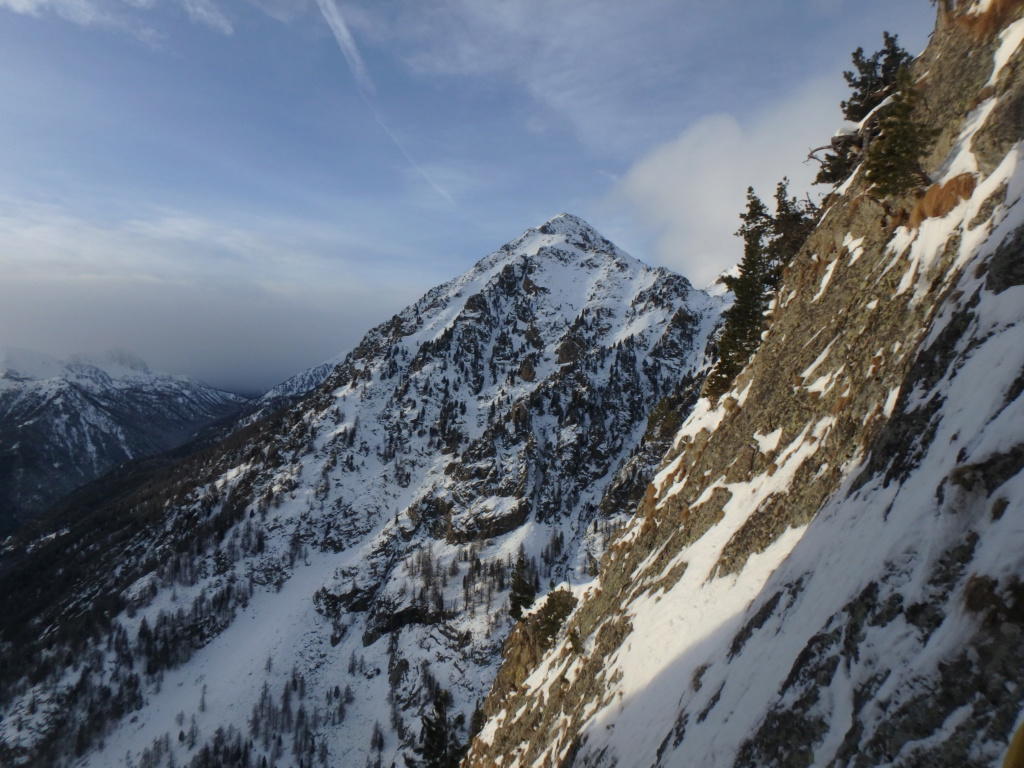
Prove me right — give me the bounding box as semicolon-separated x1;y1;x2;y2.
0;215;721;768
466;5;1024;767
0;350;248;533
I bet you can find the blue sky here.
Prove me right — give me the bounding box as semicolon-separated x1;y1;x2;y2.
0;0;933;392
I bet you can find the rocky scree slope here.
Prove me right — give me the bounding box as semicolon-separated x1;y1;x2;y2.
0;350;248;534
0;214;722;768
466;7;1024;768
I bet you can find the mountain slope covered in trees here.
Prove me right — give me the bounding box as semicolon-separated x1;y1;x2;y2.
0;214;723;768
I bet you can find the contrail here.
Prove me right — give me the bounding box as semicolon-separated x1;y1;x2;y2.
315;0;374;97
314;0;453;204
366;107;455;204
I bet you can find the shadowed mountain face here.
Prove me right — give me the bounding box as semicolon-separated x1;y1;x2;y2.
0;213;723;768
0;350;249;534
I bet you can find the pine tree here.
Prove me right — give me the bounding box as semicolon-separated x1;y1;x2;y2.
813;134;862;187
766;179;818;276
704;189;773;399
508;554;536;621
841;32;912;122
408;689;465;768
704;182;817;400
813;32;911;187
863;68;937;198
468;700;486;741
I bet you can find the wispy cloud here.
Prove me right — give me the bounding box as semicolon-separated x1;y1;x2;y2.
341;1;932;163
181;0;232;34
345;0;723;157
0;0;233;34
371;115;455;205
313;0;453;204
0;0;107;25
0;197;380;285
607;76;845;287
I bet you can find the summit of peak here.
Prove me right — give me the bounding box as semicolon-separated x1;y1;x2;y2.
534;212;598;237
509;212;622;262
464;212;645;281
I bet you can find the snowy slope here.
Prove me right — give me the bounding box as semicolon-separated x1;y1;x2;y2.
466;9;1024;768
240;356;344;426
0;214;722;768
258;360;341;405
0;350;249;533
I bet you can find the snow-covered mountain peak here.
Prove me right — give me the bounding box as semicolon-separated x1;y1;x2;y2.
522;212;625;261
705;265;740;299
1;349;159;389
0;218;726;768
328;215;685;389
463;212;635;280
533;211;609;242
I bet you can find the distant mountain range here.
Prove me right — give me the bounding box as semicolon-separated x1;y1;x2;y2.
0;349;250;533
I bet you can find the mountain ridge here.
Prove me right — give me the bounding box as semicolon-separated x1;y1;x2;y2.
0;214;723;768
